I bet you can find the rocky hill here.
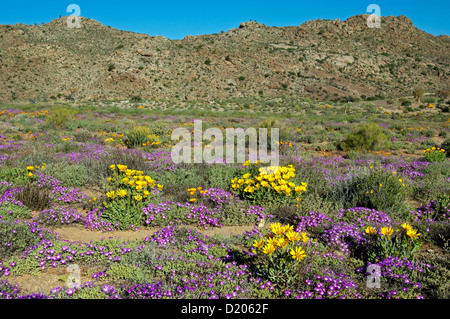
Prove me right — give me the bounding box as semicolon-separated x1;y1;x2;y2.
0;14;449;102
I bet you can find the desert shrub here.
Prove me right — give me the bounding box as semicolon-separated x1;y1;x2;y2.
0;202;32;220
100;164;163;230
341;123;387;151
0;219;55;260
230;161;307;207
0;167;29;186
250;222;310;289
441;138;450;157
205;164;241;189
14;185;51;212
73;130;93;143
421;255;450;299
124;126;150;148
334;168;410;216
44;163;90;187
362;223;422;262
423;147;447;163
45;108;78;128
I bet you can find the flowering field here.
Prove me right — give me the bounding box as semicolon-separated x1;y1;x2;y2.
0;102;449;300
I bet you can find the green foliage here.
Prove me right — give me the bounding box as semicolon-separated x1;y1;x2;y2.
336;169;410;216
0;202;32;220
341;123;387;151
441;138;450;157
363;224;422;262
101;165;162;230
424;147;447;163
124;126;161;148
45;108;78;128
0;167;29;186
44;163;90;187
0;219;55;260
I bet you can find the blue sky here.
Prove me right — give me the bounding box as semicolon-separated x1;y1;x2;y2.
0;0;449;39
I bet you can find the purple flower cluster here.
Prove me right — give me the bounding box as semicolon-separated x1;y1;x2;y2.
34;205;83;225
290;275;361;299
295;210;334;232
381;160;429;180
411;195;450;223
142;201;223;229
35;173;87;203
337;207;392;228
319;222;368;255
356;256;430;299
83;208;114;231
57;143;110;163
0;188;26;207
148;225;177;248
295;208;389;255
198;188;240;206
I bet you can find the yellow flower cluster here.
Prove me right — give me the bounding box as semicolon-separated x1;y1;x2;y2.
186;187;208;202
424;147;446;154
26;163;46;177
231;165;307;200
106;164;163;201
142;134;161;147
365;223;421;240
253;222;308;261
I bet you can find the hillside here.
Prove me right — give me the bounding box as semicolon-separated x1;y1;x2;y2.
0;14;449;102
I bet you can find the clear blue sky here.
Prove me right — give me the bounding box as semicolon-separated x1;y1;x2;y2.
0;0;449;39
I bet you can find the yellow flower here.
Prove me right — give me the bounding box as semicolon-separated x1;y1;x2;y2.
143;190;150;197
401;223;412;231
116;189;127;197
157;184;164;191
380;227;394;237
270;223;285;236
253;238;265;249
109;164;116;170
106;191;115;199
275;237;289;248
189;198;197;202
243;173;251;179
300;232;309;243
262;244;276;255
290;246;306;261
27;172;34;177
134;195;143;201
365;227;376;235
285;230;300;242
27;166;34;171
406;228;421;239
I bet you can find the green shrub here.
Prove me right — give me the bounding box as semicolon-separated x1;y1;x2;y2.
0;167;29;186
424;147;447;163
341;123;387;151
44;163;90;187
45;108;78;128
0;219;55;260
335;168;410;216
0;202;32;220
124;126;161;148
441;138;450;157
